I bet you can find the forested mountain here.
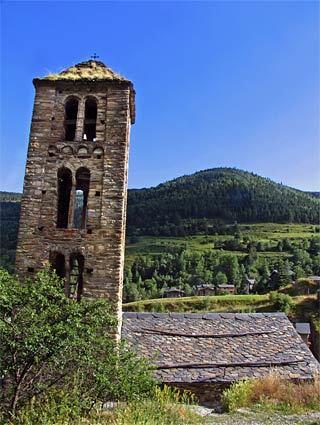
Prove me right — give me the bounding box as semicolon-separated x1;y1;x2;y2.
127;168;319;235
0;168;319;271
0;191;22;202
0;201;20;271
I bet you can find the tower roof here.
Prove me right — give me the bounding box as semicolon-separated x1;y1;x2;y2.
38;60;131;83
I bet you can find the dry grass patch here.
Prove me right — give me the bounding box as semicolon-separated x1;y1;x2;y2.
222;373;320;413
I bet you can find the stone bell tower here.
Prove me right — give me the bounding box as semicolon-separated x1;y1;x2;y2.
15;59;135;327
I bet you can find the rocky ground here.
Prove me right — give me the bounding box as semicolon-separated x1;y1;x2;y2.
190;406;320;424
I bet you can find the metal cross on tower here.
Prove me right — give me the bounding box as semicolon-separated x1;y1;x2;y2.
90;53;100;60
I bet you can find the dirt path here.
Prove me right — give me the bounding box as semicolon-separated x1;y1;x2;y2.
190;406;320;425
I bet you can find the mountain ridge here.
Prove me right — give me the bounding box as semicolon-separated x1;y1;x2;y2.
126;168;319;235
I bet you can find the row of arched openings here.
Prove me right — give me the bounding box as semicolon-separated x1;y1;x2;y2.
50;251;84;300
57;167;90;229
65;97;97;142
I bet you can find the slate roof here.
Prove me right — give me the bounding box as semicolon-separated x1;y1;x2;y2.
196;284;215;290
122;312;320;384
164;288;185;293
295;323;311;335
37;60;130;83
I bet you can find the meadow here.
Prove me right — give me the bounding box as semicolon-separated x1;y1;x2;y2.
125;223;316;266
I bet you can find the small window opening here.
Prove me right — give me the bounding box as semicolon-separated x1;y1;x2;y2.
27;267;35;273
65;98;78;141
42;189;46;194
95;191;100;197
57;167;72;228
38;225;44;231
87;228;93;234
50;252;66;279
86;268;93;274
69;253;84;301
83;98;97;141
73;167;90;229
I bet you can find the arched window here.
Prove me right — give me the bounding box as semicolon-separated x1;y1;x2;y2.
73;167;90;228
50;252;66;278
69;253;84;301
64;97;78;141
50;251;84;301
83;97;97;141
57;167;72;228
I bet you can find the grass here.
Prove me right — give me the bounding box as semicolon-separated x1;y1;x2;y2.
124;294;269;312
221;373;320;414
238;223;316;239
43;61;126;82
123;293;318;318
7;386;202;425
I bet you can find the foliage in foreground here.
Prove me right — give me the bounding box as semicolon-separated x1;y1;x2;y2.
222;373;320;413
114;386;201;425
0;269;155;419
6;385;201;425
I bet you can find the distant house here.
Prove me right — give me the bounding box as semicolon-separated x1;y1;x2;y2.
295;323;311;346
196;284;215;296
163;287;185;298
216;284;236;294
244;277;255;294
122;312;320;405
308;276;320;287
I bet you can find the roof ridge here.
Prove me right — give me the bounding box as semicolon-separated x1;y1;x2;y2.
122;312;286;319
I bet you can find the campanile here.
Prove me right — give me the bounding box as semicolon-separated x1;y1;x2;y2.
16;60;135;327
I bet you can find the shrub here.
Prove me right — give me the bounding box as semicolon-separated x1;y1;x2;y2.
7;385;201;425
202;298;211;310
221;379;253;412
0;268;155;419
293;279;318;295
281;279;318;296
115;386;201;425
222;374;320;413
269;291;294;314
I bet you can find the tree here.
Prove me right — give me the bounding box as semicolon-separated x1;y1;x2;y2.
309;237;320;256
220;255;241;286
269;261;292;290
0;269;155;417
292;249;311;269
214;271;228;286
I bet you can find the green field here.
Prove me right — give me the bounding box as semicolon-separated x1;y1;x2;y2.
125;223;316;266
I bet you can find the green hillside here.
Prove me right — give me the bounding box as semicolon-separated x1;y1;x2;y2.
127;168;319;236
1;169;319;285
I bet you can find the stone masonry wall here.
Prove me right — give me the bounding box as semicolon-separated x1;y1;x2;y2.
166;382;230;406
15;78;134;332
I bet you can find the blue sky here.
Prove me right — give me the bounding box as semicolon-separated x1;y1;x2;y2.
1;1;319;191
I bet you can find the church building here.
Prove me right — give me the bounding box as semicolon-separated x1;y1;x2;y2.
15;59;135;331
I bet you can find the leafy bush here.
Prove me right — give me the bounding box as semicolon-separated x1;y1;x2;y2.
221;379;253;412
222;374;320;413
269;291;294;313
0;268;155;419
